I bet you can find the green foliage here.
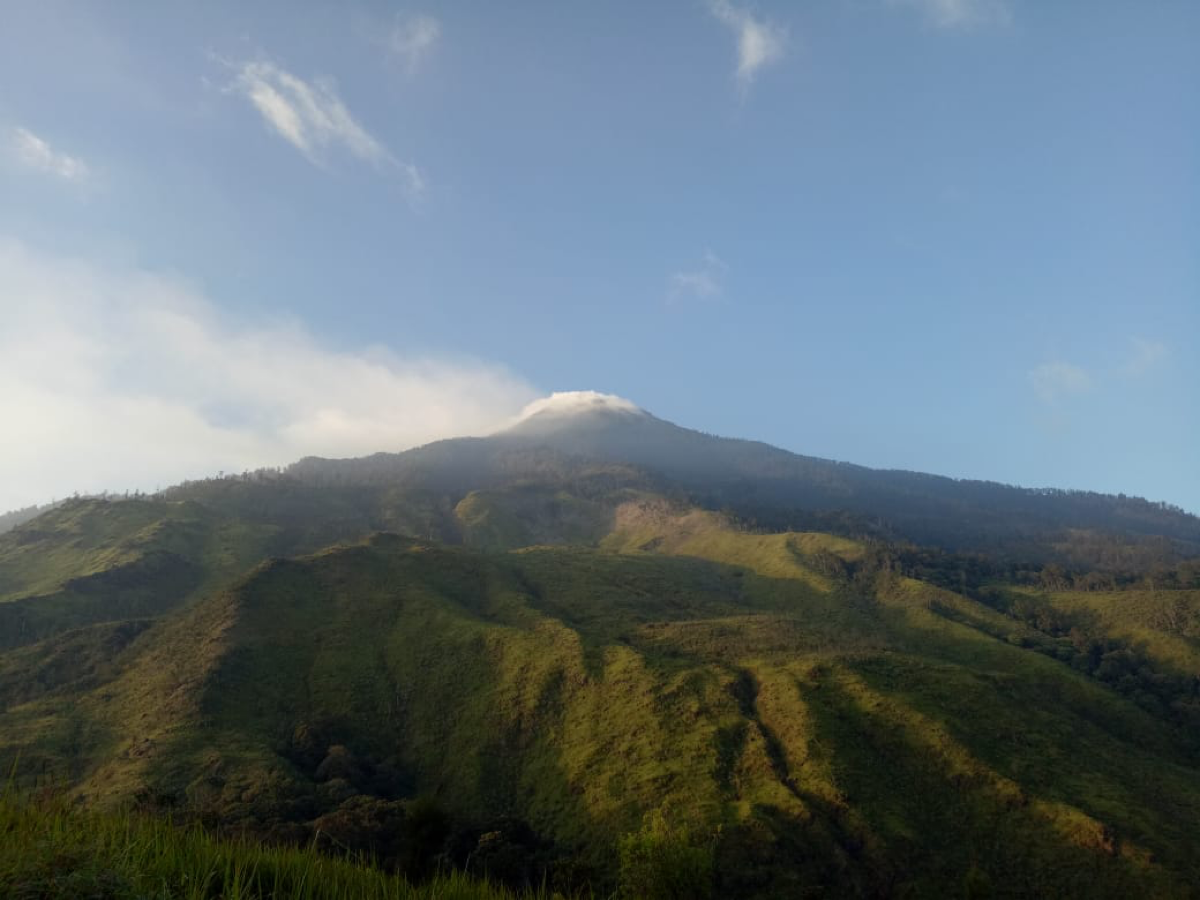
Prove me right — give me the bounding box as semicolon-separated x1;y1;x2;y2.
455;487;620;551
616;810;713;900
0;791;556;899
977;586;1200;740
0;497;284;651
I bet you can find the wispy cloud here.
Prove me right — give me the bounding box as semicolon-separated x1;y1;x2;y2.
387;13;441;73
228;59;423;193
1121;337;1168;378
889;0;1011;30
708;0;787;93
9;127;89;182
0;239;538;511
669;250;727;302
1029;361;1091;404
232;60;385;162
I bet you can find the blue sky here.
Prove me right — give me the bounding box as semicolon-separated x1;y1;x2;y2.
1;0;1197;514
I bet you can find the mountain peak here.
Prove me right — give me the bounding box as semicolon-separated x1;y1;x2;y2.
515;391;646;423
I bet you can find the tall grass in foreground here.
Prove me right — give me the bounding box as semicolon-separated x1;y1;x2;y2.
0;790;559;900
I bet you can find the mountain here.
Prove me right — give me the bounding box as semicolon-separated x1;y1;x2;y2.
2;392;1199;897
289;391;1200;559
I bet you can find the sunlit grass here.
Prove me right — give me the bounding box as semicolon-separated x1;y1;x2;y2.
0;789;559;900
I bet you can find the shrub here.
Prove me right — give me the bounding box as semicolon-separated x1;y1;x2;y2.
616;810;713;900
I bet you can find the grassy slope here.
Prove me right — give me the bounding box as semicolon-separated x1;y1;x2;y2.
454;487;622;551
0;498;283;651
1040;586;1200;674
0;499;179;602
0;489;458;653
2;503;1197;895
0;792;550;900
0;618;153;711
2;493;1199;895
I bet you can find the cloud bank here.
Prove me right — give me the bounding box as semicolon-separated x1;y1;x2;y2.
0;240;538;511
708;0;787;92
9;127;89;182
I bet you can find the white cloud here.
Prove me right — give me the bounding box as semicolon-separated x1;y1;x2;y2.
228;59;423;193
1029;361;1091;403
0;239;539;511
708;0;787;92
1121;337;1168;378
387;13;441;73
889;0;1011;30
514;391;643;423
669;250;727;302
9;127;89;182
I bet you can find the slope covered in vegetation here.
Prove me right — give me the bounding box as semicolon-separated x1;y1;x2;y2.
2;496;1198;896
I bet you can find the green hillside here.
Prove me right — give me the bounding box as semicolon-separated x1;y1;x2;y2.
0;498;279;651
2;487;1198;896
1036;586;1200;674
